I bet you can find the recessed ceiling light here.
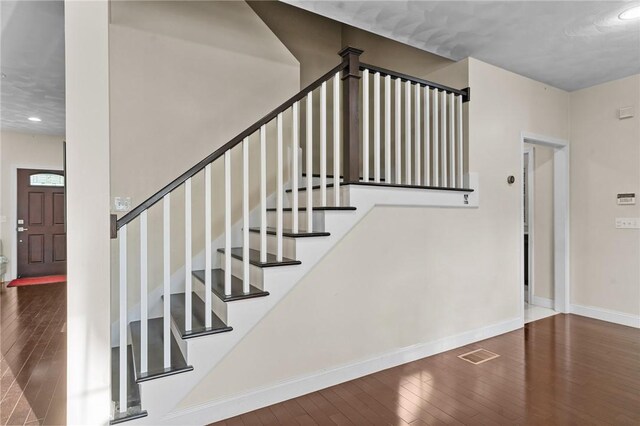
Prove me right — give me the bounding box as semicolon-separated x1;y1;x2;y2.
28;117;42;122
619;5;640;20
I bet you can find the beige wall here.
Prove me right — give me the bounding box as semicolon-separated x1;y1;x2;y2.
108;1;300;320
179;57;571;408
248;0;453;88
525;143;555;301
0;131;64;280
341;25;452;79
247;0;341;87
570;74;640;316
109;0;299;207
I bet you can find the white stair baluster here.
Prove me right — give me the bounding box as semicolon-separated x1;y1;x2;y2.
333;73;340;207
414;83;421;185
140;211;148;374
243;137;250;292
277;113;284;261
424;86;431;186
384;75;391;184
224;152;231;295
118;224;127;413
457;94;464;188
260;126;267;263
163;194;170;369
449;92;455;188
184;180;191;331
362;69;369;181
292;103;300;229
441;91;448;187
405;81;411;185
204;164;212;327
395;78;401;184
320;82;327;206
433;89;439;186
374;72;381;183
306;93;313;231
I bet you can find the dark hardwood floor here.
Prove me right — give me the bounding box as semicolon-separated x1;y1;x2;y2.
1;282;66;425
212;314;640;425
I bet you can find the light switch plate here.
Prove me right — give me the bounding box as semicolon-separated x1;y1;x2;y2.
615;218;640;229
114;197;132;212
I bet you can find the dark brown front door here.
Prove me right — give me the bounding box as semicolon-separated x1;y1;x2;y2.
16;169;66;277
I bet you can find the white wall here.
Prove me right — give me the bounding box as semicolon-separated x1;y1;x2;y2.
176;57;570;410
65;0;111;423
570;74;640;318
0;131;64;280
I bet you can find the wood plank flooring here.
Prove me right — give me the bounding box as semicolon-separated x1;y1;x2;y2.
1;282;66;425
212;314;640;425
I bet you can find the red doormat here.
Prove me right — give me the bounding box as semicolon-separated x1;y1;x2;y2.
7;275;67;288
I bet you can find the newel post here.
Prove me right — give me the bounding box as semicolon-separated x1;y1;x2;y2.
339;46;363;183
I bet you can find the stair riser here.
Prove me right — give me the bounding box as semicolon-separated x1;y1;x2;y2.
191;279;229;322
286;186;349;208
217;252;265;288
298;176;336;187
169;316;188;360
266;210;325;231
248;232;296;259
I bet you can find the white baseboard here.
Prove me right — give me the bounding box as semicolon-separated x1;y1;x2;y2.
162;316;522;425
570;304;640;328
531;295;553;309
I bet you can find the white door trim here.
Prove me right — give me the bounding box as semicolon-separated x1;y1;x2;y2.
520;132;570;316
523;147;534;305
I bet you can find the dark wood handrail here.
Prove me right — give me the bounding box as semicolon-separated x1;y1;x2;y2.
359;62;470;102
115;48;472;232
116;61;348;230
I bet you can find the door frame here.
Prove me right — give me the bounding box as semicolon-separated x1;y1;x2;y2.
11;165;64;280
523;146;535;305
520;132;570;318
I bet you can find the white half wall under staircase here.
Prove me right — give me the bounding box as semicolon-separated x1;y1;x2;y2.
117;179;490;425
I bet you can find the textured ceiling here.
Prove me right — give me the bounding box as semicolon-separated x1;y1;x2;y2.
1;1;638;137
1;1;65;136
283;0;640;91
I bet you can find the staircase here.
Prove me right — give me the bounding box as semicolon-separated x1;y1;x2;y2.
110;47;472;424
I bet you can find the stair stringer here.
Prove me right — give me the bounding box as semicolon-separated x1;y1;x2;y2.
127;174;479;425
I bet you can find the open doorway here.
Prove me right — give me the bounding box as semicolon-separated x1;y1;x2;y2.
523;146;557;323
521;133;570;324
1;0;67;424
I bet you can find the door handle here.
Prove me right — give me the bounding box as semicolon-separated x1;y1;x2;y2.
17;227;28;232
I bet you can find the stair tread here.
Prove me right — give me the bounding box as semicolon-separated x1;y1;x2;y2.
169;292;232;338
129;318;193;382
111;346;142;411
286;183;336;193
266;206;356;212
300;173;384;181
192;268;270;302
217;247;302;267
110;409;148;425
248;227;330;238
289;181;473;193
